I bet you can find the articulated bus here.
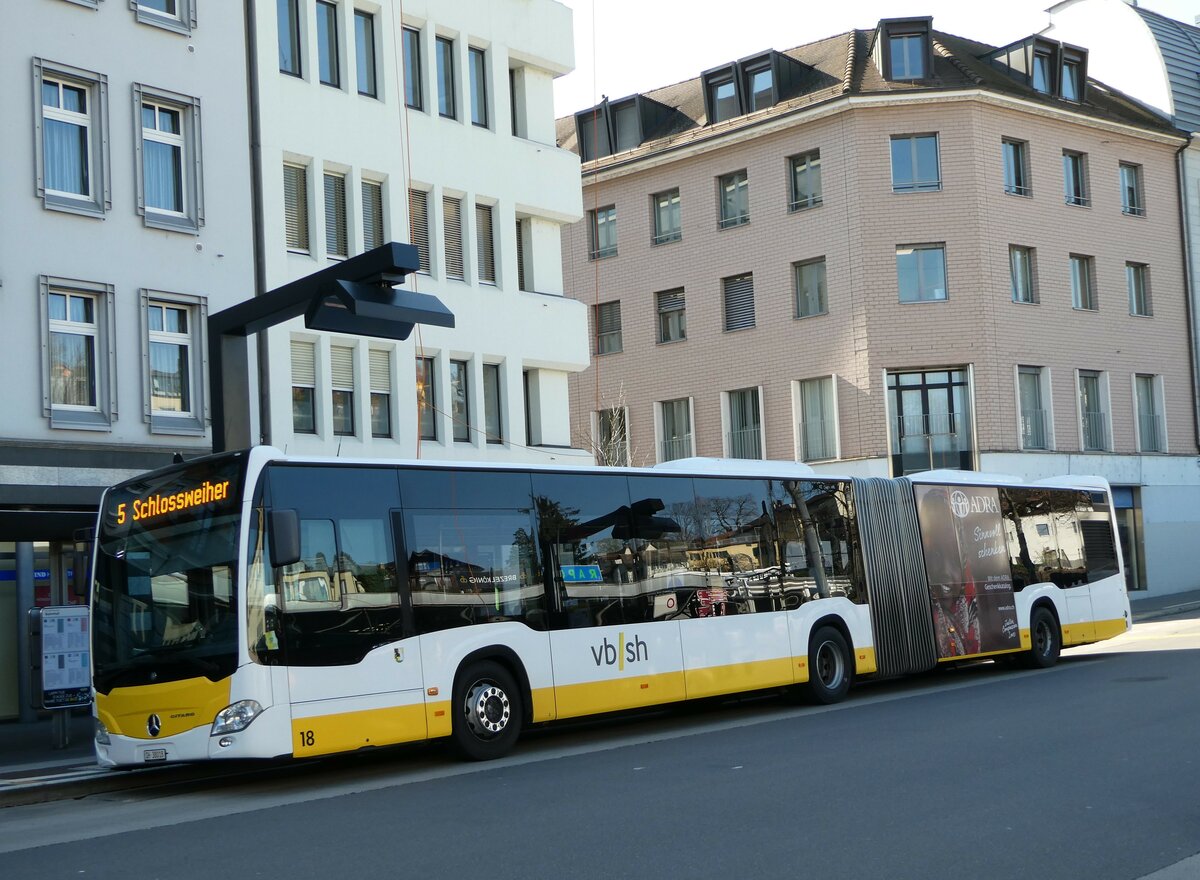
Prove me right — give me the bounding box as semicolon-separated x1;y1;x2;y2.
90;447;1130;766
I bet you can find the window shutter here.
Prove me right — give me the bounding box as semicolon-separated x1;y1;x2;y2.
291;339;316;386
362;180;383;249
408;188;430;272
369;349;390;393
284;164;309;251
597;301;621;336
723;274;755;330
476;203;495;283
324;173;347;257
443;195;464;280
657;289;684;313
330;345;354;390
515;218;526;291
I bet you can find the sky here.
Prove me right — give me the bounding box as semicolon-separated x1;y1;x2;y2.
552;0;1200;117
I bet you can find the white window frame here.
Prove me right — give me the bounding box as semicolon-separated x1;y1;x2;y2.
655;397;695;463
1014;364;1054;451
291;337;320;436
890;133;940;193
1075;368;1111;452
329;342;356;437
1009;245;1037;304
1132;373;1167;453
368;346;394;440
141;291;208;435
896;243;947;303
720;386;765;460
792;376;840;462
361;175;386;250
33;59;111;218
284;160;312;254
1126;262;1152;317
134;83;204;233
39;275;117;431
323;167;349;259
130;0;196;35
1063;149;1090;207
592;406;631;467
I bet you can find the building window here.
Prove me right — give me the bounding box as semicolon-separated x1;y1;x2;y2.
284;162;309;252
611;98;641;151
652;189;681;244
316;1;340;87
799;376;836;461
1002;138;1030;196
1078;370;1108;451
40;277;115;430
596;407;629;467
278;0;302;76
1032;51;1052;94
510;68;526;138
1010;245;1037;304
444;195;464;280
718;170;749;228
660;398;691;462
408;188;430;272
656;288;686;343
588;205;617;259
890;33;926;79
135;86;203;233
402;26;422;110
362;179;383;250
1135;374;1164;453
369;348;391;438
707;72;737;124
1061;59;1081;102
1127;262;1151;316
330;344;355;436
891;134;940;192
483;363;503;443
417;356;437;440
475;202;496;284
436;36;456;119
1070;254;1096;310
595;301;622;354
324;172;347;258
789;150;822;211
723;273;755;331
516;217;530;291
355;10;377;97
743;62;774;112
896;244;947;302
888;368;974;474
147;300;191;415
469;47;488;127
727;388;761;459
450;359;471;441
35;60;110;217
1018;366;1048;450
1120;163;1144;216
794;258;827;318
133;0;195;35
291;339;317;434
1063;150;1089;206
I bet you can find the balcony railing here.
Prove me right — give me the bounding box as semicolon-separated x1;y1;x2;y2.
660;435;692;462
1082;411;1109;451
726;427;761;460
897;411;958;440
1021;408;1048;450
1139;413;1165;453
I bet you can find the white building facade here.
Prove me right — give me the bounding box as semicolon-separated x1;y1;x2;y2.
0;1;255;719
254;0;590;464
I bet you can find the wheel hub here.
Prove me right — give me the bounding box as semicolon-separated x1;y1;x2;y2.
816;640;845;688
465;683;510;737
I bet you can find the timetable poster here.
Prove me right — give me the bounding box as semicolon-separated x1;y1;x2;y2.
915;485;1020;658
41;606;92;709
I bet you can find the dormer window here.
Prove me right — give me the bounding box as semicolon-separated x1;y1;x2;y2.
988;37;1088;104
1032;51;1052;94
574;94;677;161
877;18;933;82
1061;60;1080;101
611;99;641;151
701;50;807;125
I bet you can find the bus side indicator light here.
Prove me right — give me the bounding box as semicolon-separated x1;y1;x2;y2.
427;687;439;696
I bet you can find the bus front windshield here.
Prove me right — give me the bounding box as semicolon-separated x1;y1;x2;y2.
92;455;246;694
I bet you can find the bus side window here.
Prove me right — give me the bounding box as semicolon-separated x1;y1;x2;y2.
280;519;338;610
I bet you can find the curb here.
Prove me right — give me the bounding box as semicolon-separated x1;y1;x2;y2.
1131;600;1200;624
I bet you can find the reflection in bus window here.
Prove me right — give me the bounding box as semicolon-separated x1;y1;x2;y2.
771;479;864;604
406;509;543;633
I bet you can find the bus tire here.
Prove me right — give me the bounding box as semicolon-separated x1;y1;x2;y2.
1023;606;1061;669
806;626;852;704
451;660;523;761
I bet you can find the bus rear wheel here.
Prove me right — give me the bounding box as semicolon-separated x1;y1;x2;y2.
806;626;852;704
1023;606;1061;669
452;660;523;761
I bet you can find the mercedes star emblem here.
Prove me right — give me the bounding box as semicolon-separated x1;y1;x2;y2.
147;714;162;737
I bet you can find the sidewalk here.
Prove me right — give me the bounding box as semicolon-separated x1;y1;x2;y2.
1129;587;1200;622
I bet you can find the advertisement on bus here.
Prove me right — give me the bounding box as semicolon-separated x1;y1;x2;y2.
915;484;1020;658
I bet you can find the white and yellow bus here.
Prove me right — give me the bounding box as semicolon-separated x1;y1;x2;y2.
90;447;1130;765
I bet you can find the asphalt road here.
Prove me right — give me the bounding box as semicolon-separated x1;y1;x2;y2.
2;614;1198;880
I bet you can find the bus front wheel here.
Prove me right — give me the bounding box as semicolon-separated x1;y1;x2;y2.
452;660;524;761
806;626;852;704
1023;606;1061;669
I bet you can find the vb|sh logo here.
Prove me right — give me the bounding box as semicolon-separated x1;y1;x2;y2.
590;632;649;670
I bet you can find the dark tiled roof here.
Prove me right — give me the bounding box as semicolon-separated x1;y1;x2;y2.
1134;6;1200;130
557;25;1177;162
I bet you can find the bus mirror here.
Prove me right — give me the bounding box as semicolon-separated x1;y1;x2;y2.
268;510;301;568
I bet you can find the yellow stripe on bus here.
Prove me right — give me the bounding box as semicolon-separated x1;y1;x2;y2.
684;658;794;699
555;671;687;719
292;703;428;757
96;676;231;740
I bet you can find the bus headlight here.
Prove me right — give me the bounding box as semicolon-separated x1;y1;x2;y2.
211;700;264;736
95;719;111;745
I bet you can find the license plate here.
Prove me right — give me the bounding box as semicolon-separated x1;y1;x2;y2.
143;748;168;762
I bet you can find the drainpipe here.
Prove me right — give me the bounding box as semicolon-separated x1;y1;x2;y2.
244;0;271;447
1175;134;1200;447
